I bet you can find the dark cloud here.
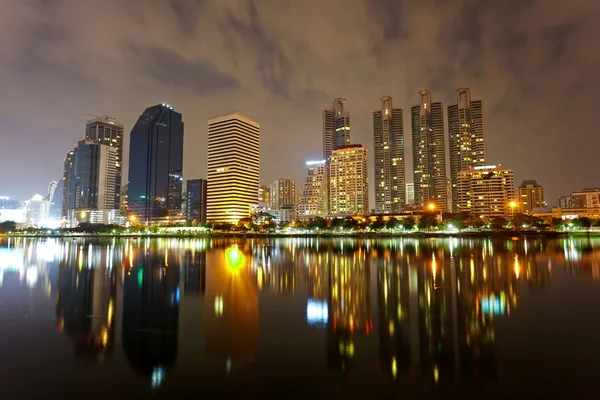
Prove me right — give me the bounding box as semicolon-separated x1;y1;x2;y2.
0;0;599;208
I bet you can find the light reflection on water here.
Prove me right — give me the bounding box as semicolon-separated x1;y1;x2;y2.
1;236;600;398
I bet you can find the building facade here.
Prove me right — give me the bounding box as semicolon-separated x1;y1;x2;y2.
571;189;600;208
373;96;405;213
518;180;545;213
258;185;270;204
456;165;515;218
207;112;259;223
298;160;328;218
61;149;75;220
323;98;350;161
186;179;207;224
127;104;184;224
329;145;369;216
270;178;297;211
85;117;124;208
405;183;415;206
411;90;448;211
448;89;486;211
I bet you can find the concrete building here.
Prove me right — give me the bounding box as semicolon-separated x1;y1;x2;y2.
518;180;546;213
411;90;448;211
405;183;415;206
572;189;600;208
207;112;259;223
329;145;369;216
456;165;515;218
186;179;207;224
270;178;297;211
258;185;270;204
448;89;486;211
298;160;328;218
373;96;405;213
323;98;350;161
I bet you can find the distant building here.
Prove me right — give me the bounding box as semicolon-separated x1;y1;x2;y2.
186;179;207;224
518;180;546;213
298;160;328;218
85;116;124;208
120;184;128;215
329;145;369;216
62;149;75;220
558;195;574;209
258;185;270;204
405;183;415;206
456;165;515;218
270;178;297;211
128;104;184;224
0;196;26;224
323;98;351;161
373;96;405;213
411;90;448;211
572;188;600;208
448;89;486;211
207;112;259;223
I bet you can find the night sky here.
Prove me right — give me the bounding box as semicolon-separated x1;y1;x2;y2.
1;0;598;206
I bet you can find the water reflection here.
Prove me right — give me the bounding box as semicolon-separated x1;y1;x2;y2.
1;236;600;395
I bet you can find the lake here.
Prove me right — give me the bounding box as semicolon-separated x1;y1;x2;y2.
0;236;599;399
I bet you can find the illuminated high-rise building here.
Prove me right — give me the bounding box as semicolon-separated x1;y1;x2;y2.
207;112;259;223
518;180;546;213
128;104;184;224
85;117;124;208
269;178;297;210
448;89;486;211
258;185;270;204
323;98;350;160
61;149;74;220
457;165;515;218
373;96;405;213
406;183;415;206
411;90;448;210
329;145;369;216
298;160;328;218
186;179;207;223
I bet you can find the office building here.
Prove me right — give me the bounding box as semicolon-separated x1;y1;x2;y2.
373;96;405;213
298;160;328;218
323;98;350;161
518;180;545;213
61;149;75;220
456;165;515;218
85;116;124;207
571;188;600;208
448;89;486;211
329;145;369;216
406;183;415;206
207;112;259;223
559;195;574;209
127;104;184;224
270;178;297;211
411;90;448;211
258;185;270;204
186;179;207;224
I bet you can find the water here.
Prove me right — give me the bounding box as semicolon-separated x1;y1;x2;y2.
0;236;599;399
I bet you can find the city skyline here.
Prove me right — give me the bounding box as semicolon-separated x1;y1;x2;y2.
1;0;599;207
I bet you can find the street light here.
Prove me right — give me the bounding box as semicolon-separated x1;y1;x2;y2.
428;203;436;211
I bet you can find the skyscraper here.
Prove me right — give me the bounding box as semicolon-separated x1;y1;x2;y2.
64;140;118;222
85;117;124;207
411;90;448;211
298;160;328;218
127;104;184;224
457;165;515;218
61;149;74;220
373;96;405;213
186;179;207;223
329;145;369;216
323;98;350;160
269;179;297;210
258;185;270;204
518;180;545;213
207;112;259;223
448;89;486;212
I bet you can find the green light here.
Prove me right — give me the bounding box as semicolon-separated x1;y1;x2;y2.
225;245;244;272
137;269;144;287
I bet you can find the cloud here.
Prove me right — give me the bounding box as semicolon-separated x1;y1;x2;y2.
0;0;598;207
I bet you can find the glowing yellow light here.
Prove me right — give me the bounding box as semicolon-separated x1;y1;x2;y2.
214;296;224;316
129;215;137;222
514;255;520;279
428;203;436;211
389;321;394;335
391;357;398;379
434;365;440;383
225;245;244;272
509;201;517;209
107;300;114;327
101;328;109;348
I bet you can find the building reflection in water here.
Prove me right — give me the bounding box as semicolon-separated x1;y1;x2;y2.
122;239;180;389
205;242;258;372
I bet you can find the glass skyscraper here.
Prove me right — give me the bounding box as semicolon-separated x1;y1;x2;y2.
127;104;184;224
186;179;207;224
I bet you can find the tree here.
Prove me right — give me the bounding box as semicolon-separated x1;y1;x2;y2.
490;217;508;231
418;214;438;232
342;217;359;231
370;216;386;231
386;217;400;231
330;217;344;230
551;217;564;230
0;221;16;233
401;216;416;231
572;217;592;230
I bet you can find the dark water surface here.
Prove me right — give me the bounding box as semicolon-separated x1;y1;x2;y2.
0;236;599;399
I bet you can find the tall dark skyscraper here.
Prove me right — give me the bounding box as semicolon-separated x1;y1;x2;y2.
373;96;405;213
85;117;124;208
186;179;207;224
61;149;74;219
323;98;350;161
448;89;486;212
411;90;448;211
127;104;184;224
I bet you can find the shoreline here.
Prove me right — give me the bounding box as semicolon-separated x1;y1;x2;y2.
1;231;571;239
